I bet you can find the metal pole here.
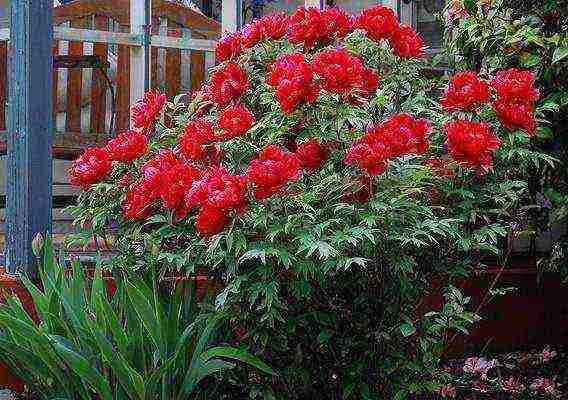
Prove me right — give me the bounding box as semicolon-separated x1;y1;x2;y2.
6;0;54;274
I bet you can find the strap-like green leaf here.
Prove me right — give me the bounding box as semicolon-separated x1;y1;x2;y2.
199;347;276;376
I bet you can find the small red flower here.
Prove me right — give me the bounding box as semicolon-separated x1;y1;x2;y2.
207;61;249;107
141;150;179;197
441;71;491;111
130;91;166;133
445;119;501;171
215;32;243;64
247;145;301;200
296;139;328;170
493;99;537;136
196;203;228;236
218;105;256;140
491;68;540;104
69;147;112;188
389;25;425;59
105;130;148;163
324;8;354;39
179;118;216;161
312;48;379;99
356;5;398;42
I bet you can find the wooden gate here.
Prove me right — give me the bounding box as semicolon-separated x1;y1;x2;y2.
0;0;219;160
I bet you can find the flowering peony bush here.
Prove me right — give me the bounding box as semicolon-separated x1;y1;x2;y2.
68;5;551;398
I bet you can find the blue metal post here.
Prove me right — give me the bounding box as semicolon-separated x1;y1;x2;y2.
6;1;53;274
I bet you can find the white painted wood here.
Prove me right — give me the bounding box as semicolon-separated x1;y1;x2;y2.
304;0;322;8
222;0;239;33
399;0;414;26
151;35;216;51
381;0;398;13
0;27;139;45
130;0;150;106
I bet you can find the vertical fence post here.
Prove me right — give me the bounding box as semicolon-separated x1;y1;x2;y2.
130;0;151;105
222;0;241;33
304;0;323;8
6;0;53;274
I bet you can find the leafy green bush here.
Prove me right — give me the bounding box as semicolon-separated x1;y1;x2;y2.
444;0;568;276
0;237;273;399
66;4;554;398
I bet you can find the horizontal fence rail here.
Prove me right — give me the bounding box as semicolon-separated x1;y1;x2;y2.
0;27;216;51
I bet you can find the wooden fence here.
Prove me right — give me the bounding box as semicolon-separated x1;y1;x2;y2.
0;0;220;160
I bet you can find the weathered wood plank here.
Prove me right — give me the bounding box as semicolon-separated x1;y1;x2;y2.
190;50;205;91
65;18;86;133
166;24;182;99
6;0;54;273
116;43;131;132
90;16;109;135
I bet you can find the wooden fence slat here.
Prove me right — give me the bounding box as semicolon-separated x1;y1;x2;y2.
190;50;205;91
0;42;7;131
116;42;131;132
151;18;160;91
65;18;86;133
165;24;182;99
90;16;109;135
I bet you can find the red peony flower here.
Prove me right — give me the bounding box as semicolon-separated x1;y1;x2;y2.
241;13;289;48
267;52;313;88
105;130;148;163
445;119;501;171
160;163;201;213
140;150;179;198
218;105;256;140
69;147;112;188
491;68;540;104
267;52;320;113
296;139;328;170
491;68;539;135
312;48;379;99
286;7;353;50
215;32;243;64
493;99;537;135
345;114;431;176
441;71;491;111
130;91;167;133
324;8;354;39
123;183;155;221
356;5;398;42
378;113;431;157
389;25;425;59
207;61;249;107
196;203;228;235
344;138;389;176
247;145;301;200
186;166;248;213
179;118;216;161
